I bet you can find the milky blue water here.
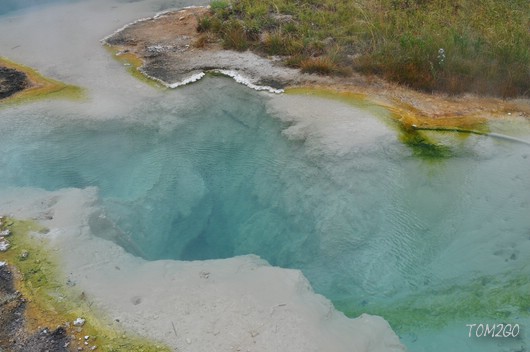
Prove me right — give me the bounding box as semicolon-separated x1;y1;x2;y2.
0;0;77;16
1;78;530;351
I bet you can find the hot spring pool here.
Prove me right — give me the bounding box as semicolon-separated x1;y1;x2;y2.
1;76;530;351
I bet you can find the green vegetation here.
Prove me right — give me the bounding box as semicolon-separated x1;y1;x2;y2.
200;0;530;97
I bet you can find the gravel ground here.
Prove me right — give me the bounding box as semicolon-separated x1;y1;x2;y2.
0;67;29;100
0;264;70;352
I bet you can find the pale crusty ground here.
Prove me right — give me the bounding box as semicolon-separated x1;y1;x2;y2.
103;7;314;88
103;7;530;129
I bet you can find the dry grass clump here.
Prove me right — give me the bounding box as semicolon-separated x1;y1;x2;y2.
261;31;303;56
192;33;216;48
300;56;337;75
221;20;249;51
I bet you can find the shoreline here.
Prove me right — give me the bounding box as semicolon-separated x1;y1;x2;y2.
0;57;83;105
0;187;406;352
102;6;530;131
0;217;171;352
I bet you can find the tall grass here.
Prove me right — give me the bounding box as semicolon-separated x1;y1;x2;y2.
221;19;249;51
199;0;530;97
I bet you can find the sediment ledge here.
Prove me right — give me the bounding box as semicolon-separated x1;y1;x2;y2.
102;6;530;130
0;57;83;105
102;7;332;93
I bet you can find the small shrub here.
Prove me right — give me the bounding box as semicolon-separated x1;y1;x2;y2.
222;21;249;51
210;0;233;20
197;12;224;33
244;20;261;41
262;31;286;55
210;16;223;33
282;22;298;34
211;0;230;11
262;31;303;56
193;34;209;48
285;54;305;68
300;56;338;75
246;3;268;18
303;39;326;57
196;15;212;32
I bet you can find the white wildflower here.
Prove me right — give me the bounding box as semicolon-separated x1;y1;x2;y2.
437;48;446;65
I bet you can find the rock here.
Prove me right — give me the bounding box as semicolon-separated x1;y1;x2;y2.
0;239;10;252
322;37;335;47
270;13;294;24
0;229;11;236
0;261;6;267
73;318;86;327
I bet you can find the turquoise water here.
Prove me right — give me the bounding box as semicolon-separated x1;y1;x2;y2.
0;0;203;16
1;78;530;351
0;0;77;15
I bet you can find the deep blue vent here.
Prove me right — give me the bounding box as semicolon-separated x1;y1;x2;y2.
1;80;529;352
